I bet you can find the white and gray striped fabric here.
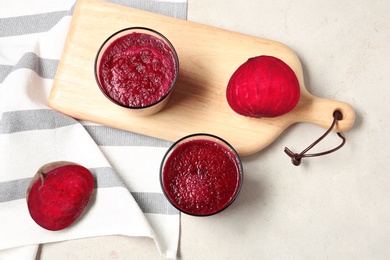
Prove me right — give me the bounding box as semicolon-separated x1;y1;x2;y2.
0;0;187;259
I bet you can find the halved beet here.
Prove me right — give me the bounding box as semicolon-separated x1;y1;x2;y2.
26;161;94;231
226;55;300;118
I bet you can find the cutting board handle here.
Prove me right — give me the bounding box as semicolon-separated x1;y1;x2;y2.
291;93;356;132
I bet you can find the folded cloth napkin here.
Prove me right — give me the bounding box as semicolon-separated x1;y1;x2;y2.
0;0;187;259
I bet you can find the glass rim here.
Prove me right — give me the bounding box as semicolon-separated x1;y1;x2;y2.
94;26;179;110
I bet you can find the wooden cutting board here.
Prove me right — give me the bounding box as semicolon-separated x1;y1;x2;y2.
49;0;355;156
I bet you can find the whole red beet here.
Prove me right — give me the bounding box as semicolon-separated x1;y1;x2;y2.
226;55;300;118
26;161;94;231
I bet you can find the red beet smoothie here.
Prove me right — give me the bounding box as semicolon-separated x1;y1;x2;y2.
162;138;242;216
98;32;178;108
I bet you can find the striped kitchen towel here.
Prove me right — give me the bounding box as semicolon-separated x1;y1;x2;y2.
0;0;187;259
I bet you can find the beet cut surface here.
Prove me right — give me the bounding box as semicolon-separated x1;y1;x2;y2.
226;55;300;118
26;162;94;231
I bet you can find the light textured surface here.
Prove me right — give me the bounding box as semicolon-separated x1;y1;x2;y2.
40;0;390;259
183;0;390;259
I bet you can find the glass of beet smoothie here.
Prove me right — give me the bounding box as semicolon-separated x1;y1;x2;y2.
160;133;243;216
95;27;179;116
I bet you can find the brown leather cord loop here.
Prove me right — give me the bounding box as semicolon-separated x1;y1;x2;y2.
284;110;346;166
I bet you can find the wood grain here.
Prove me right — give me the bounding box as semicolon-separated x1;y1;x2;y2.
49;0;355;156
